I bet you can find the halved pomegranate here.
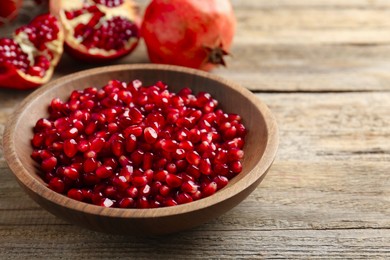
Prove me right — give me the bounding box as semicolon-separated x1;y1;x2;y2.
0;13;64;90
50;0;140;62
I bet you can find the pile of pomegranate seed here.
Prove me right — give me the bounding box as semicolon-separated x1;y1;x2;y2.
31;80;246;208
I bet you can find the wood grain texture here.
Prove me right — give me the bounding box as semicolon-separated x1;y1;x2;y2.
1;0;390;258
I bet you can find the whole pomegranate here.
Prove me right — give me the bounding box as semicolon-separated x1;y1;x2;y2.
0;13;64;90
0;0;23;27
50;0;140;62
141;0;236;71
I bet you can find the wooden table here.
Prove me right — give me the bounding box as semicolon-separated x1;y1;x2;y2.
1;0;390;258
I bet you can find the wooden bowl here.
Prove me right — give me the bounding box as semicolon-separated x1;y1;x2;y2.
3;64;278;235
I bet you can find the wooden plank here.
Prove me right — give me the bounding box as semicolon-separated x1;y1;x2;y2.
231;0;390;9
258;92;390;161
1;219;390;258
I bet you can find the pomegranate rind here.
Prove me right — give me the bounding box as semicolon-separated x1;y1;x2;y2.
141;0;236;71
0;14;64;90
50;0;140;62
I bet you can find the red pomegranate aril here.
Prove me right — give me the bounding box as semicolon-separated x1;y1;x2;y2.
77;140;90;152
126;186;138;198
154;169;168;182
64;139;78;157
96;165;113;179
138;196;150;208
228;148;244;161
130;149;144;166
158;185;170;196
41;156;58;172
48;177;65;193
230;160;243;174
143;152;154;170
139;184;151;196
165;173;182;188
186;151;201;166
214;176;229;189
32;133;44;148
173;148;186;160
83;157;99;172
161;139;178;152
111;140;124;157
125;134;137;153
202;181;217;197
85;121;98;135
118;197;135;208
84;150;97;159
164;197;178;207
132;175;148;187
124;125;143;137
186;164;201;179
143;127;158;144
67;188;84;201
104;186;117;198
175;159;188;171
63;166;79;180
179;140;194;151
213;162;229;176
199;158;212;175
81;172;100;186
176;192;193;205
181;180;199;194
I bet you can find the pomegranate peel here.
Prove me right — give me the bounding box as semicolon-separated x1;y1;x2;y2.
141;0;236;71
0;13;64;90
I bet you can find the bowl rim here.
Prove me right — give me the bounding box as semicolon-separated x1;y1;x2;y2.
3;64;279;218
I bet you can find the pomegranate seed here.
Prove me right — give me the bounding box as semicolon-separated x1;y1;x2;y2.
164;197;178;207
96;166;113;179
48;177;65;193
63;166;79;180
41;156;58;172
214;176;229;189
202;182;217;197
199;158;212;175
138;196;150;208
186;151;201;166
176;192;193;204
143;152;154;170
77;140;90;152
165;173;182;188
64;139;78;157
230;160;243;174
132;175;148;187
125;134;137;153
126;186;138;198
118;197;135;208
124;125;143;137
67;189;84;201
130;149;144;166
161;139;178;152
181;181;199;194
228;148;244;161
143;127;158;144
83;157;99;172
